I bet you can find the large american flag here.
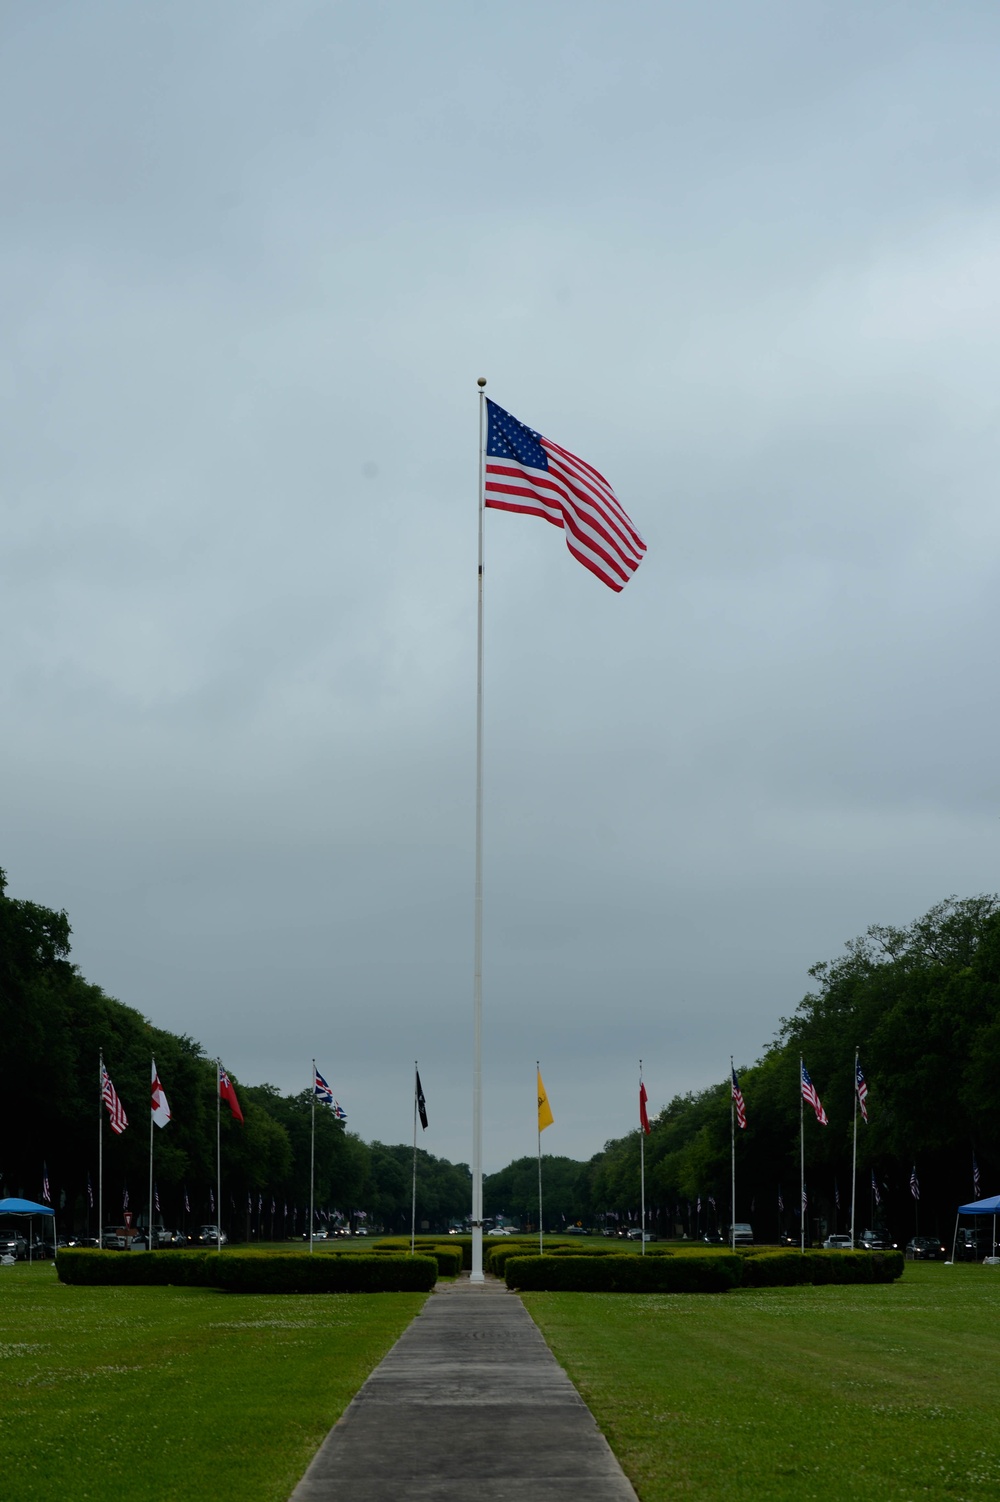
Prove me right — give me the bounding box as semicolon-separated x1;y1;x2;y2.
910;1166;920;1201
484;400;646;592
801;1061;828;1125
731;1067;747;1130
855;1057;869;1122
101;1064;128;1135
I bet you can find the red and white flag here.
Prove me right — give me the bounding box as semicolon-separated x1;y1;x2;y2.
800;1060;828;1126
219;1064;244;1124
101;1063;128;1135
484;400;646;592
151;1059;171;1128
731;1066;747;1130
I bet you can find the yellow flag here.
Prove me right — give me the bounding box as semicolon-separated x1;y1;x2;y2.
537;1069;554;1132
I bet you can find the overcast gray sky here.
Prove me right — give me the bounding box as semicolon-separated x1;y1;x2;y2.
4;1;1000;1172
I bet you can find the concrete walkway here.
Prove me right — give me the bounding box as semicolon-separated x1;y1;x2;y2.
289;1273;639;1501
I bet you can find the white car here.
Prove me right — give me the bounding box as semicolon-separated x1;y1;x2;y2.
823;1234;853;1249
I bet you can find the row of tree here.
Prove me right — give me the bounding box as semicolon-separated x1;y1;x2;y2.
3;868;996;1241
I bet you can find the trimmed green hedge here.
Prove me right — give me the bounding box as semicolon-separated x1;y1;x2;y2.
210;1252;437;1294
505;1253;742;1293
56;1249;437;1293
57;1250;214;1286
503;1247;905;1293
378;1235;555;1271
368;1243;463;1277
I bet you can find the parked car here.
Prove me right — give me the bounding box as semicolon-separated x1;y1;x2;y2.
101;1226;128;1250
954;1228;985;1261
159;1229;188;1247
730;1223;754;1246
197;1225;228;1246
0;1230;27;1260
906;1236;946;1260
702;1231;725;1245
823;1234;854;1249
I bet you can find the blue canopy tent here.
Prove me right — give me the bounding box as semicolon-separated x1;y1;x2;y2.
950;1194;1000;1263
0;1197;57;1262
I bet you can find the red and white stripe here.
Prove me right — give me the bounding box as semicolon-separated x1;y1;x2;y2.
102;1066;128;1135
485;437;646;592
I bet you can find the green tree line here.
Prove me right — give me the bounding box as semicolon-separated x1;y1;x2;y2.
4;869;997;1242
589;894;1000;1243
0;869;470;1236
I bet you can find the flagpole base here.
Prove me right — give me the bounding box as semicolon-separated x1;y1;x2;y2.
470;1223;484;1282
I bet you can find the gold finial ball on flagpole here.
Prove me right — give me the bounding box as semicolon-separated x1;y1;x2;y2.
477;377;487;388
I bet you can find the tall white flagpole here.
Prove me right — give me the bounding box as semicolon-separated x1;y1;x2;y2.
98;1052;104;1246
799;1055;805;1253
309;1060;316;1255
639;1060;646;1258
537;1060;544;1256
470;378;487;1283
730;1056;736;1253
148;1056;154;1247
850;1046;859;1248
216;1061;222;1254
411;1061;419;1256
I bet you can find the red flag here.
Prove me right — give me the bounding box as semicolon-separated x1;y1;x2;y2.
218;1064;244;1124
639;1081;651;1135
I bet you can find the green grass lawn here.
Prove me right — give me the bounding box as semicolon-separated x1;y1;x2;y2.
524;1261;1000;1502
0;1261;426;1502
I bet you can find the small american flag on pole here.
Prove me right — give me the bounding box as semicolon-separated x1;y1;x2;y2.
974;1152;981;1197
855;1056;869;1123
801;1061;828;1125
484;400;646;592
910;1166;920;1201
101;1064;128;1135
731;1066;747;1130
871;1170;881;1206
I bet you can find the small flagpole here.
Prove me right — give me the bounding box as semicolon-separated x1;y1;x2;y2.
537;1060;544;1256
799;1056;805;1253
470;377;487;1284
411;1061;418;1257
98;1052;104;1248
730;1056;736;1253
216;1060;222;1254
148;1056;154;1247
850;1047;859;1247
309;1060;316;1255
639;1060;646;1258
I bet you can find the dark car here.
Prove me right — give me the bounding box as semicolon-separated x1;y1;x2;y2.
0;1230;27;1260
954;1228;986;1261
906;1236;946;1260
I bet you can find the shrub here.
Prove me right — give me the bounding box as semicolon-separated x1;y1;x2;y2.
505;1253;741;1294
211;1253;437;1294
56;1250;212;1286
56;1249;437;1294
739;1251;814;1287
